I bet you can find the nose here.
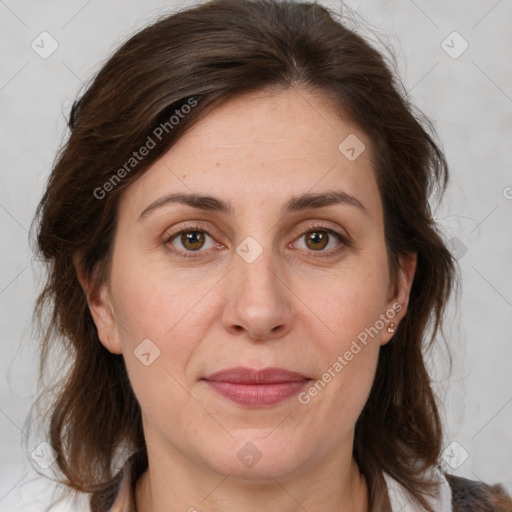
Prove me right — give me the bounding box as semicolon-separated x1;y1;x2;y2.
221;249;294;341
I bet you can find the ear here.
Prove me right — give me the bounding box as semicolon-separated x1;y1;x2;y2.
380;252;417;346
73;252;122;355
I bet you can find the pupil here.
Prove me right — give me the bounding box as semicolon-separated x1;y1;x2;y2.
182;231;204;250
307;231;328;250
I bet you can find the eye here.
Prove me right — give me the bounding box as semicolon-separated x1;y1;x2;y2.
292;227;346;254
163;224;348;259
164;226;221;257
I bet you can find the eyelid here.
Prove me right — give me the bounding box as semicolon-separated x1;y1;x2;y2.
293;220;350;241
163;221;221;243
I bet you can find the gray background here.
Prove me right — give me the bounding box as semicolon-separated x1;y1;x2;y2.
1;0;511;510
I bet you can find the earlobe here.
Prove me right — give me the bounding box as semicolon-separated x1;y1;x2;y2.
73;253;122;355
88;285;123;355
381;252;417;345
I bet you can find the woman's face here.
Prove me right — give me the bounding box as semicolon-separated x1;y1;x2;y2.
88;87;415;481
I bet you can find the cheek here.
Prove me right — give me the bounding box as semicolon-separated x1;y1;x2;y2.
295;256;389;408
113;266;218;435
110;244;217;343
108;252;226;409
303;260;390;349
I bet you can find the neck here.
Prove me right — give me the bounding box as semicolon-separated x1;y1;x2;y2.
135;448;370;512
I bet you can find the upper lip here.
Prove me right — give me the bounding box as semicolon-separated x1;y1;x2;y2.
203;367;310;384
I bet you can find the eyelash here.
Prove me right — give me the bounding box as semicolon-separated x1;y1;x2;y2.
163;223;350;260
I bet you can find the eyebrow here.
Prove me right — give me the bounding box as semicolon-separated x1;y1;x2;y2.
138;190;368;220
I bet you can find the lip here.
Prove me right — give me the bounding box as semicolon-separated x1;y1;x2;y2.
202;367;310;407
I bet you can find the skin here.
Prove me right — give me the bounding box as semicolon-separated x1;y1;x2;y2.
80;87;416;512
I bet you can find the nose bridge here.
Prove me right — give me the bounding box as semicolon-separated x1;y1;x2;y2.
237;248;278;302
222;240;293;340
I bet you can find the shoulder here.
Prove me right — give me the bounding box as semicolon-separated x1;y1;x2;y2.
445;474;512;512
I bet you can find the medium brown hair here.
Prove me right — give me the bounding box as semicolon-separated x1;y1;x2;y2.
29;0;479;510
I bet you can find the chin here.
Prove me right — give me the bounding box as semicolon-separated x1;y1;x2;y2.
200;432;314;482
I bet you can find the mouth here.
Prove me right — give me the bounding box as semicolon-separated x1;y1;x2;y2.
202;367;311;407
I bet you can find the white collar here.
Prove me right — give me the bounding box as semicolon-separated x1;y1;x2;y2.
383;466;452;512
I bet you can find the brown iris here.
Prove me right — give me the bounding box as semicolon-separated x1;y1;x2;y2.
304;230;329;250
181;231;205;250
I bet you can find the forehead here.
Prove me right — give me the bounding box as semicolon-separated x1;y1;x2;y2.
175;87;367;165
118;87;381;219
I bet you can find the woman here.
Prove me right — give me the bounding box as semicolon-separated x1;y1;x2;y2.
31;0;512;510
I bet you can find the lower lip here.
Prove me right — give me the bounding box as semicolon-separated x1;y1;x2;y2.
204;380;309;407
